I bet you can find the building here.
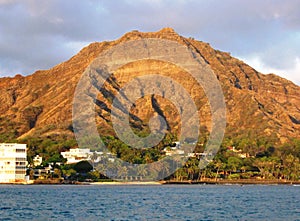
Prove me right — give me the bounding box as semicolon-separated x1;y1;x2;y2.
61;148;115;164
33;155;43;167
163;142;185;156
188;152;208;158
227;146;249;158
0;143;27;183
61;148;92;164
61;148;105;164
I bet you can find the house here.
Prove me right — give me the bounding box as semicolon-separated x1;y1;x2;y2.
60;148;107;164
164;148;185;156
33;166;52;179
61;148;92;164
163;142;185;156
33;155;43;167
188;152;208;158
0;143;27;183
227;146;249;158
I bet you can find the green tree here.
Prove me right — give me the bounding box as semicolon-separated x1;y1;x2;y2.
282;154;300;180
74;161;93;174
227;156;242;174
117;166;128;179
214;158;224;181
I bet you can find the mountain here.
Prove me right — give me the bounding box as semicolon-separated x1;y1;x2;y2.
0;28;299;146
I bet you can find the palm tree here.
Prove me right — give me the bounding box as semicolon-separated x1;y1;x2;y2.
137;165;147;180
117;166;128;180
214;159;223;181
90;151;98;171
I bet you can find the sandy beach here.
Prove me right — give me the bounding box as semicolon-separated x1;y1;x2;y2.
90;181;165;185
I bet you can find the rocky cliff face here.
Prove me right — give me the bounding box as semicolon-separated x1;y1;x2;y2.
0;28;299;144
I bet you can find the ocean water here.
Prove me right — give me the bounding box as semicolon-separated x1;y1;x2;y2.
0;184;299;221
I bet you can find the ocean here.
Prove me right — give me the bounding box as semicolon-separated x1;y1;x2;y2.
0;184;299;221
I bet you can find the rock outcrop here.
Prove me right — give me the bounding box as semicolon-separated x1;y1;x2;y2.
0;28;299;144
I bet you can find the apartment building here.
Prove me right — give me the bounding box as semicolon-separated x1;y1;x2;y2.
0;143;27;183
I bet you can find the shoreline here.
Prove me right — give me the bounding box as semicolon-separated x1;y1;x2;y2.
90;181;164;185
1;179;300;185
164;179;300;185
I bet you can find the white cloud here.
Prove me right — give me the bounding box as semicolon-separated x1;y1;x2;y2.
0;0;17;5
64;41;90;53
242;56;300;85
0;0;299;87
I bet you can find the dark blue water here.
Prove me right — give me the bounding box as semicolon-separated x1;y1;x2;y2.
0;184;299;221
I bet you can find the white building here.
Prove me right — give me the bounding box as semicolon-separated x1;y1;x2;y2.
61;148;91;164
164;148;185;156
61;148;115;164
33;155;43;167
0;143;27;183
61;148;105;164
163;141;186;156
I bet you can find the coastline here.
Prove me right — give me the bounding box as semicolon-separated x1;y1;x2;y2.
164;179;300;185
1;179;300;185
90;181;164;185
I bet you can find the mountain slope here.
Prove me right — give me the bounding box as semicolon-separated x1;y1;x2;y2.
0;28;299;145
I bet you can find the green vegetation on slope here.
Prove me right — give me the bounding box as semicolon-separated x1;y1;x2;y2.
1;132;297;182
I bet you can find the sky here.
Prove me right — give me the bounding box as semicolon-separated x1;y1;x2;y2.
0;0;299;85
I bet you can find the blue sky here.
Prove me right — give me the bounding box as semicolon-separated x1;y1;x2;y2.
0;0;299;85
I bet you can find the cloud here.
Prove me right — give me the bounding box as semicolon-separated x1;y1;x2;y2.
242;56;300;85
0;0;299;85
0;0;18;5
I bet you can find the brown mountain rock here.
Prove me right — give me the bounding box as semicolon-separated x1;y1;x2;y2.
0;28;299;145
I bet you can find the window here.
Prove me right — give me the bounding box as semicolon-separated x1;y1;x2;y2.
16;149;25;153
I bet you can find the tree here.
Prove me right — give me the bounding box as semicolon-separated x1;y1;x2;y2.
282;154;300;180
227;156;242;174
74;161;93;174
62;167;76;178
253;157;280;179
185;158;199;180
137;165;148;179
214;158;224;181
90;152;99;171
117;166;128;179
52;168;62;179
88;170;101;181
